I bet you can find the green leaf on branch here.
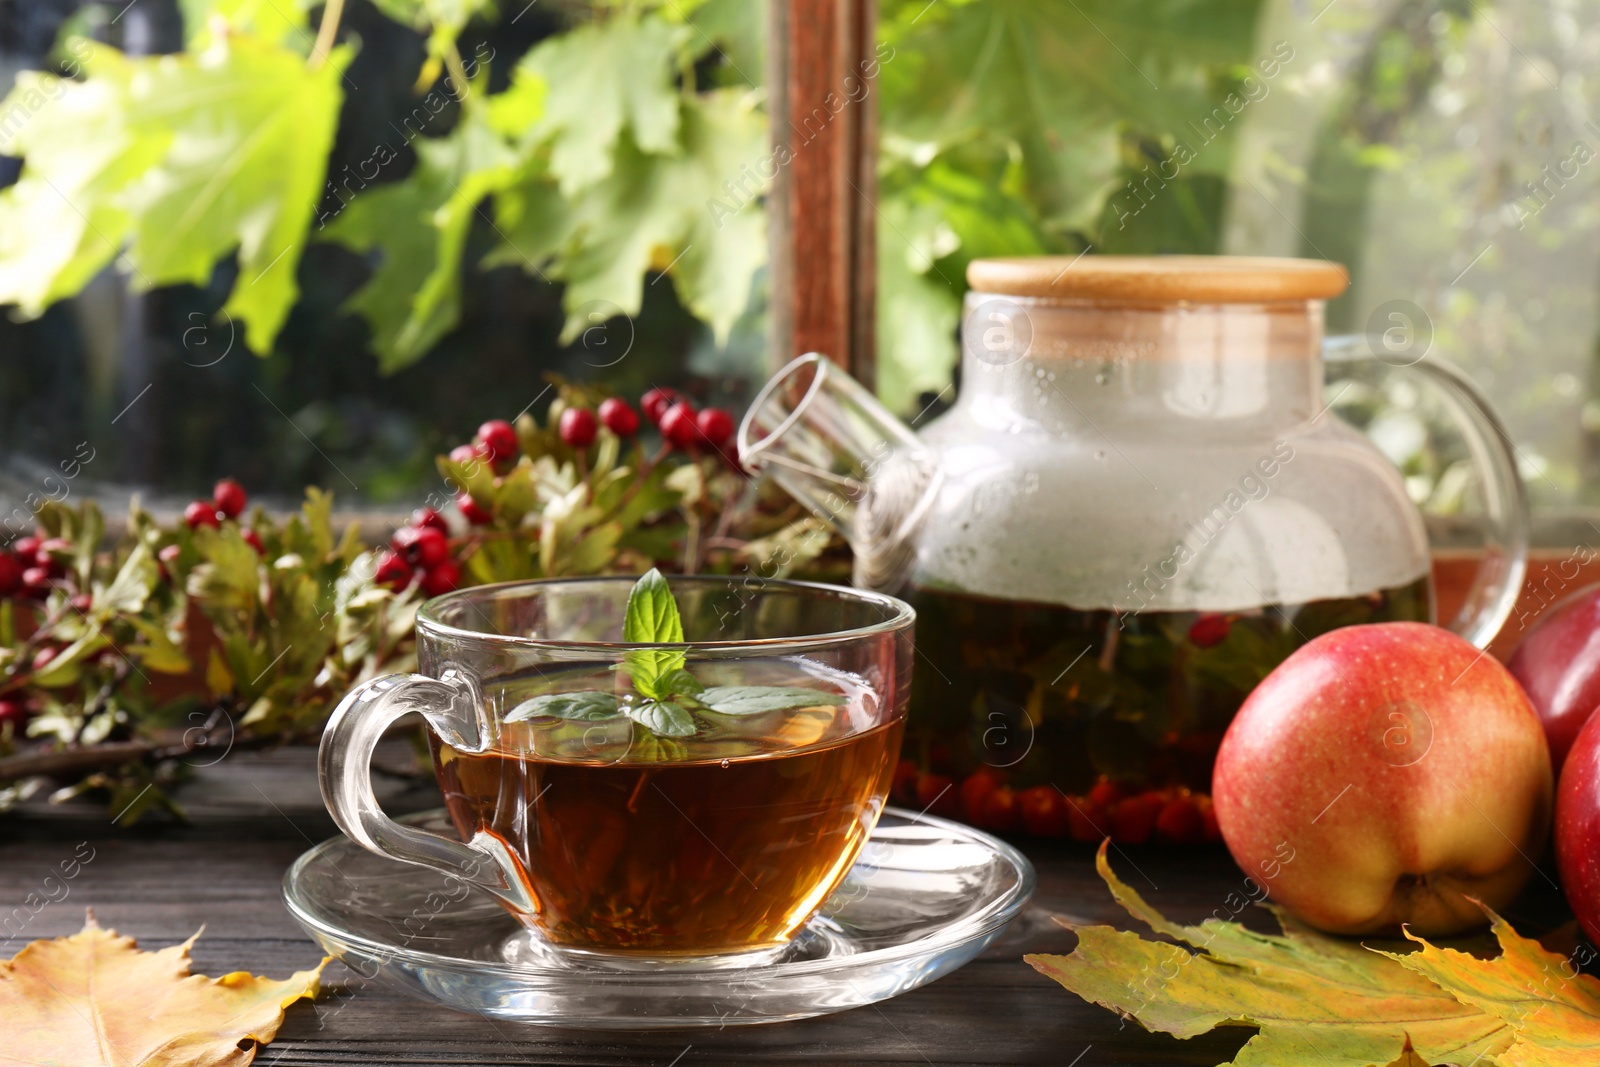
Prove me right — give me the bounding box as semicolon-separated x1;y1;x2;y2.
97;543;160;617
31;633;111;689
179;0;318;48
368;0;494;87
0;35;351;355
125;617;192;675
326;109;517;372
511;16;689;194
879;0;1256;234
490;89;768;345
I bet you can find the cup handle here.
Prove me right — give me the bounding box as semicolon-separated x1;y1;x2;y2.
318;671;534;912
1324;338;1530;649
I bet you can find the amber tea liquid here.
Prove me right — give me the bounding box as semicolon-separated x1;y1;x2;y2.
432;660;902;957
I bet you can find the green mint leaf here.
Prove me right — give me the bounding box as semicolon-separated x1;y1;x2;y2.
506;691;620;723
625;699;696;738
659;667;705;698
623;568;683;643
625;648;687;700
699;686;847;716
622;568;686;698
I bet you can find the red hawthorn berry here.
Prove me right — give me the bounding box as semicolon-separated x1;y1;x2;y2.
35;538;69;579
0;554;22;596
31;646;58;672
456;491;493;526
213;478;248;518
12;536;40;560
1064;797;1106;843
184;500;221;529
559;407;598;449
1018;786;1072;838
420;559;461;597
20;566;52;597
696;407;735;450
959;768;1003;823
1109;792;1163;845
411;507;449;535
0;695;27;727
374;549;413;590
476;419;519;468
1187;613;1231;649
659;401;699;450
979;786;1021;832
449;443;482;468
392;525;450;569
241;529;265;554
598;397;640;437
914;772;960;818
1155;794;1204;844
69;593;93;614
641;387;678;426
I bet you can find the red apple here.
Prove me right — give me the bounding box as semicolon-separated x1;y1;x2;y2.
1213;621;1552;936
1556;709;1600;944
1508;582;1600;773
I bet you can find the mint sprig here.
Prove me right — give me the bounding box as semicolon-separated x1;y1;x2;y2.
621;567;685;698
505;569;846;747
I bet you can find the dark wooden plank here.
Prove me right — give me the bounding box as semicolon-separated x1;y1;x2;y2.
0;747;1258;1065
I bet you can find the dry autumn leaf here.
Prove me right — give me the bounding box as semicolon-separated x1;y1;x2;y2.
1381;911;1600;1067
1;913;327;1067
1025;843;1513;1067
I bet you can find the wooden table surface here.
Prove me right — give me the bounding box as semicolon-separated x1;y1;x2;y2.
0;747;1572;1067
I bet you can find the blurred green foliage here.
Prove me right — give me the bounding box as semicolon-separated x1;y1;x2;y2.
4;0;1594;514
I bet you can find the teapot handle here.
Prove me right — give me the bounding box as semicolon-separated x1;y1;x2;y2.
1323;337;1528;650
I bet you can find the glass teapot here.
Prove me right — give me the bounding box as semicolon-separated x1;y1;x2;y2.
737;256;1528;840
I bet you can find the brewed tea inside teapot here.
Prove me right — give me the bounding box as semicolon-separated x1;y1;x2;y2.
739;256;1528;840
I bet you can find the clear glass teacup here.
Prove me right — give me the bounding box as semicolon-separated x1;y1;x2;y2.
319;575;914;966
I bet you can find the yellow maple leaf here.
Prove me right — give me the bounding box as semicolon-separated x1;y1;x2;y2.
1025;843;1512;1067
0;913;327;1066
1383;910;1600;1067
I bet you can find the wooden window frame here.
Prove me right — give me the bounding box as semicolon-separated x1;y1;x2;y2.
766;0;878;385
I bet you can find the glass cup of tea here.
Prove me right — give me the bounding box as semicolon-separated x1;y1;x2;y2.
319;574;914;968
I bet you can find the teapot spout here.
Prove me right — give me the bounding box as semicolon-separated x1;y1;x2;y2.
737;353;941;593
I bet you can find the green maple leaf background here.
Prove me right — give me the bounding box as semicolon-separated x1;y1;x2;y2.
0;0;1270;411
0;35;350;356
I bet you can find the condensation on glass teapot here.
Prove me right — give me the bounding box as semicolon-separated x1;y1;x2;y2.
739;255;1527;650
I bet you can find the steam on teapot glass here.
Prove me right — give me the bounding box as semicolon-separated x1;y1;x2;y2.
738;256;1528;828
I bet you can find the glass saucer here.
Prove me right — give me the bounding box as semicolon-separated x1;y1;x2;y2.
282;807;1035;1028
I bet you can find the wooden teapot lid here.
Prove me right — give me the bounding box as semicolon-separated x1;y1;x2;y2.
966;255;1349;303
